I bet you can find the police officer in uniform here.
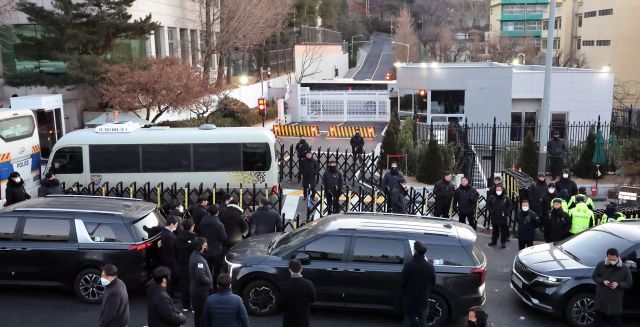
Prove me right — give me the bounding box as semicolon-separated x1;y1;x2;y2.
599;203;626;225
189;237;212;327
322;161;343;214
568;186;594;210
568;197;595;236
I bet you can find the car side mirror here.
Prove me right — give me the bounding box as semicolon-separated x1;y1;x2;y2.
624;260;638;272
293;252;311;265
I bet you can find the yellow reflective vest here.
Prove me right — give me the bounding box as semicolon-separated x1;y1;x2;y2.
598;212;626;225
569;202;595;234
549;198;569;213
568;194;594;210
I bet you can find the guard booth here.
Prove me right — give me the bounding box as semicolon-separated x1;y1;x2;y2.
10;94;65;158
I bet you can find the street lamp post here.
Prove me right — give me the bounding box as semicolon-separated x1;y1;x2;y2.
391;41;410;63
538;0;557;172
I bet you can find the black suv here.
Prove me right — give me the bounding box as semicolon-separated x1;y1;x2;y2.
511;221;640;326
225;213;487;327
0;195;165;303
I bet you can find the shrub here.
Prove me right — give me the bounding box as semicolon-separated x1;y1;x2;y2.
416;137;444;184
572;130;596;178
518;132;539;177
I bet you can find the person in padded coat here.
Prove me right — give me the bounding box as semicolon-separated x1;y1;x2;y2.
219;199;248;249
5;172;31;206
432;172;455;218
249;198;283;236
453;177;480;229
147;267;186;327
38;171;63;197
592;248;633;326
516;200;540;250
189;237;213;327
201;274;249;327
281;259;316;327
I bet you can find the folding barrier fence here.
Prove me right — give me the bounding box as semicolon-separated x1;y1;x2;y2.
327;125;376;138
272;124;319;137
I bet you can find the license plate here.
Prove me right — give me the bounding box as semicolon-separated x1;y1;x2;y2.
512;274;523;288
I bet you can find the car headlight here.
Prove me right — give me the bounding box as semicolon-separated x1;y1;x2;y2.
225;256;242;279
534;275;569;286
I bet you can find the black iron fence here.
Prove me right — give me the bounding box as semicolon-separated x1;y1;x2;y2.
297;26;343;44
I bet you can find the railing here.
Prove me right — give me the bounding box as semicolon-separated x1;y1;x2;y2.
297;26;342;44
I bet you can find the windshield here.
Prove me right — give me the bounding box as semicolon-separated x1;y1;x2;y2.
559;230;633;267
271;224;317;255
131;210;165;241
0;115;35;142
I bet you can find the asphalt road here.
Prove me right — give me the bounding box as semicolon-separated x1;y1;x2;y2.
352;35;394;81
1;233;633;327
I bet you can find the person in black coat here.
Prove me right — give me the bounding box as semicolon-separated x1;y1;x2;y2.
198;205;227;284
350;129;365;154
38;172;63;197
175;219;197;310
5;172;30;206
249;198;283;236
295;138;310;159
381;162;405;193
147;267;186;327
487;184;513;248
433;172;455;218
547;130;567;180
528;172;548;220
300;151;319;199
160;216;180;298
281;259;316;327
322;161;343;214
516;200;540;250
401;241;436;327
545;199;572;243
486;175;503;199
189;238;213;327
168;200;185;219
555;169;578;200
391;179;408;214
189;195;209;232
99;264;129;327
218;193;232;215
219;199;247;249
453;177;480;229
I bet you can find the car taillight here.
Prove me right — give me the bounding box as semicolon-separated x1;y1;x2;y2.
471;267;486;286
129;241;153;251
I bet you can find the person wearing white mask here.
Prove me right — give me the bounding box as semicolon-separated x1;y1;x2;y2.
592;248;633;327
516;200;540;250
487;184;512;248
98;264;129;327
4;172;31;206
555;168;578;201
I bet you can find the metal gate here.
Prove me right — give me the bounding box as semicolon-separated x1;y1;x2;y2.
298;88;390;122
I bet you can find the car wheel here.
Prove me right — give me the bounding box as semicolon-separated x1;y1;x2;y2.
241;280;280;315
74;268;104;304
425;293;449;327
565;292;595;327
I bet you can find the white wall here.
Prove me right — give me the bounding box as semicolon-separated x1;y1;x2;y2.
294;44;349;82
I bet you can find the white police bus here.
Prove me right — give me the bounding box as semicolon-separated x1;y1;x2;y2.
0;109;41;205
46;122;278;189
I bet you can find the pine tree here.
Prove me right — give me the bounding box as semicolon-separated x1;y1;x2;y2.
518;131;539;177
416;137;443;184
572;129;596;178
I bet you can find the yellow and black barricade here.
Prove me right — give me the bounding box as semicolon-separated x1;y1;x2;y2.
327;125;375;138
272;124;319;137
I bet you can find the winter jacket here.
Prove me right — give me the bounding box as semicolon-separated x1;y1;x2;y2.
300;158;319;187
433;178;455;210
189;204;209;232
147;283;186;327
546;138;567;157
391;187;407;214
592;259;633;316
401;254;436;318
99;278;129;327
281;275;316;327
175;229;197;267
219;204;247;246
322;168;343;194
249;206;283;236
188;251;213;298
38;178;63;197
527;179;548;215
381;169;405;192
544;208;572;242
350;134;365;154
487;194;512;226
5;178;30;206
295;140;310;159
516;210;540;242
160;228;178;272
454;184;479;215
555;177;578;200
198;215;227;258
201;288;250;327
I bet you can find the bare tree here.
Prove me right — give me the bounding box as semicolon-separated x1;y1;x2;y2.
613;80;640;110
393;7;419;62
199;0;295;86
487;37;538;64
188;88;231;123
436;27;454;62
552;49;588;68
0;0;17;26
295;43;322;83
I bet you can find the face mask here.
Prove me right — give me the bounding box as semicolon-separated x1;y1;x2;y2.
496;191;503;196
522;206;529;212
12;177;21;183
329;166;336;171
562;173;569;179
548;188;555;193
553;136;559;139
391;166;398;171
609;260;618;265
100;277;111;286
177;206;184;213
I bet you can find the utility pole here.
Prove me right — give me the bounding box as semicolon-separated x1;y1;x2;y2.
538;0;557;172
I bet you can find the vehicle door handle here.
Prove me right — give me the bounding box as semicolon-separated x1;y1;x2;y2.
347;269;366;273
0;247;13;251
18;248;31;251
325;268;343;272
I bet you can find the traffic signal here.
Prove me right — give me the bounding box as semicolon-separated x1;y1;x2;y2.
385;72;391;80
418;89;427;97
258;98;266;116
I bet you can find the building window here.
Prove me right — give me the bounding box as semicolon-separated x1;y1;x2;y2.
511;112;538;141
556;17;562;29
541;38;561;50
577;15;583;27
167;27;178;57
584;11;597;18
596;40;611;46
544;18;562;30
598;9;613;16
576;38;581;50
190;30;198;65
526;20;542;31
154;28;164;57
582;40;595;46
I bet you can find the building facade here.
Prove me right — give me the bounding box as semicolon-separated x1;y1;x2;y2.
489;0;556;47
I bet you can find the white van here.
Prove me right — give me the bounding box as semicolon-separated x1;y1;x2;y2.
46;123;278;189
